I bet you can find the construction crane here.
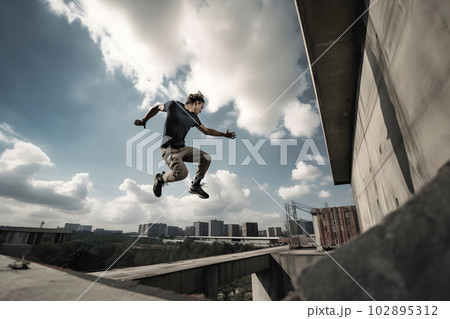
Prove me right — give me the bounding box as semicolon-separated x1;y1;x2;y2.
284;201;316;249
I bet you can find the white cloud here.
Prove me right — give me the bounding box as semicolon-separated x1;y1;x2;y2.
44;0;309;136
0;123;21;139
0;141;52;170
291;161;322;182
87;169;282;230
277;184;311;200
0;134;89;211
283;100;320;137
318;190;331;198
0;124;285;230
269;129;287;139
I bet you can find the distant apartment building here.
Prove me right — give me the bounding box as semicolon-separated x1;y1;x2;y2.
223;224;229;236
167;226;183;237
138;224;148;235
267;227;282;237
258;230;267;237
79;225;93;232
310;205;361;246
275;227;283;237
209;219;224;237
64;223;80;231
194;221;208;236
93;228;123;235
287;219;314;236
64;223;92;232
298;219;314;235
242;222;258;237
185;226;195;237
226;224;240;237
147;223;167;238
0;226;72;245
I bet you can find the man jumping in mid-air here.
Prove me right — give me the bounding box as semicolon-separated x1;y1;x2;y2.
134;91;236;199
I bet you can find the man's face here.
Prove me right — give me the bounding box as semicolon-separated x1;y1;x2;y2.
193;101;205;114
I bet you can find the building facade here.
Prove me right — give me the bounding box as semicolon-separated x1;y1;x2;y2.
79;225;93;232
93;229;123;235
147;223;167;237
258;230;267;237
167;226;183;237
310;205;360;247
242;222;258;237
209;220;224;237
0;226;72;245
138;224;148;235
228;224;240;237
296;0;450;232
64;223;81;231
298;219;314;235
194;222;208;236
64;223;92;232
275;227;283;237
185;226;195;237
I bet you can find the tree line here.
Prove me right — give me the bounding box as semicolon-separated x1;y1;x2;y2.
26;232;259;272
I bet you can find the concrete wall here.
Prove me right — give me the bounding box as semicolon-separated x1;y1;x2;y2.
291;161;450;301
138;254;271;299
352;0;450;231
252;250;324;301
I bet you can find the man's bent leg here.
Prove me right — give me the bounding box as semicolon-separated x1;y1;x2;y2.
181;147;211;199
181;147;211;181
161;148;189;183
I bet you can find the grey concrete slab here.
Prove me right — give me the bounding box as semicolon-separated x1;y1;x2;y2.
291;161;450;300
0;254;169;300
88;246;288;281
294;0;366;184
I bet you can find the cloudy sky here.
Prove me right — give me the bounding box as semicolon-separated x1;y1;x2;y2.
0;0;354;232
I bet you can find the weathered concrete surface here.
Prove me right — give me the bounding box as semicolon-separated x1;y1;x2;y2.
271;248;324;279
296;0;450;231
252;256;293;301
89;246;288;299
0;254;185;300
291;161;450;300
294;0;366;185
252;249;325;301
352;0;450;231
89;246;287;280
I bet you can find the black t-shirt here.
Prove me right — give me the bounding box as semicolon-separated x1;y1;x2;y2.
160;100;202;149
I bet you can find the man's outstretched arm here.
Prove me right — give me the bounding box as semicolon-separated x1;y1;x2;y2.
197;124;236;139
134;103;164;128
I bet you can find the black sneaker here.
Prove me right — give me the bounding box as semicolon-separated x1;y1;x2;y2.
153;171;165;197
189;183;209;199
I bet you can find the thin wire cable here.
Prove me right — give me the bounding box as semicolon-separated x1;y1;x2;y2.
252;177;376;301
76;187;190;301
250;0;380;126
72;0;174;100
71;0;201;126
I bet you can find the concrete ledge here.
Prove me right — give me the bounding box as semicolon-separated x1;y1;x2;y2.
291;161;450;300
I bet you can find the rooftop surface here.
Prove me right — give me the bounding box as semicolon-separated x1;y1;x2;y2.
0;254;190;300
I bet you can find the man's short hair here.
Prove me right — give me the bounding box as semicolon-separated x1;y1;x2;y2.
185;91;205;105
